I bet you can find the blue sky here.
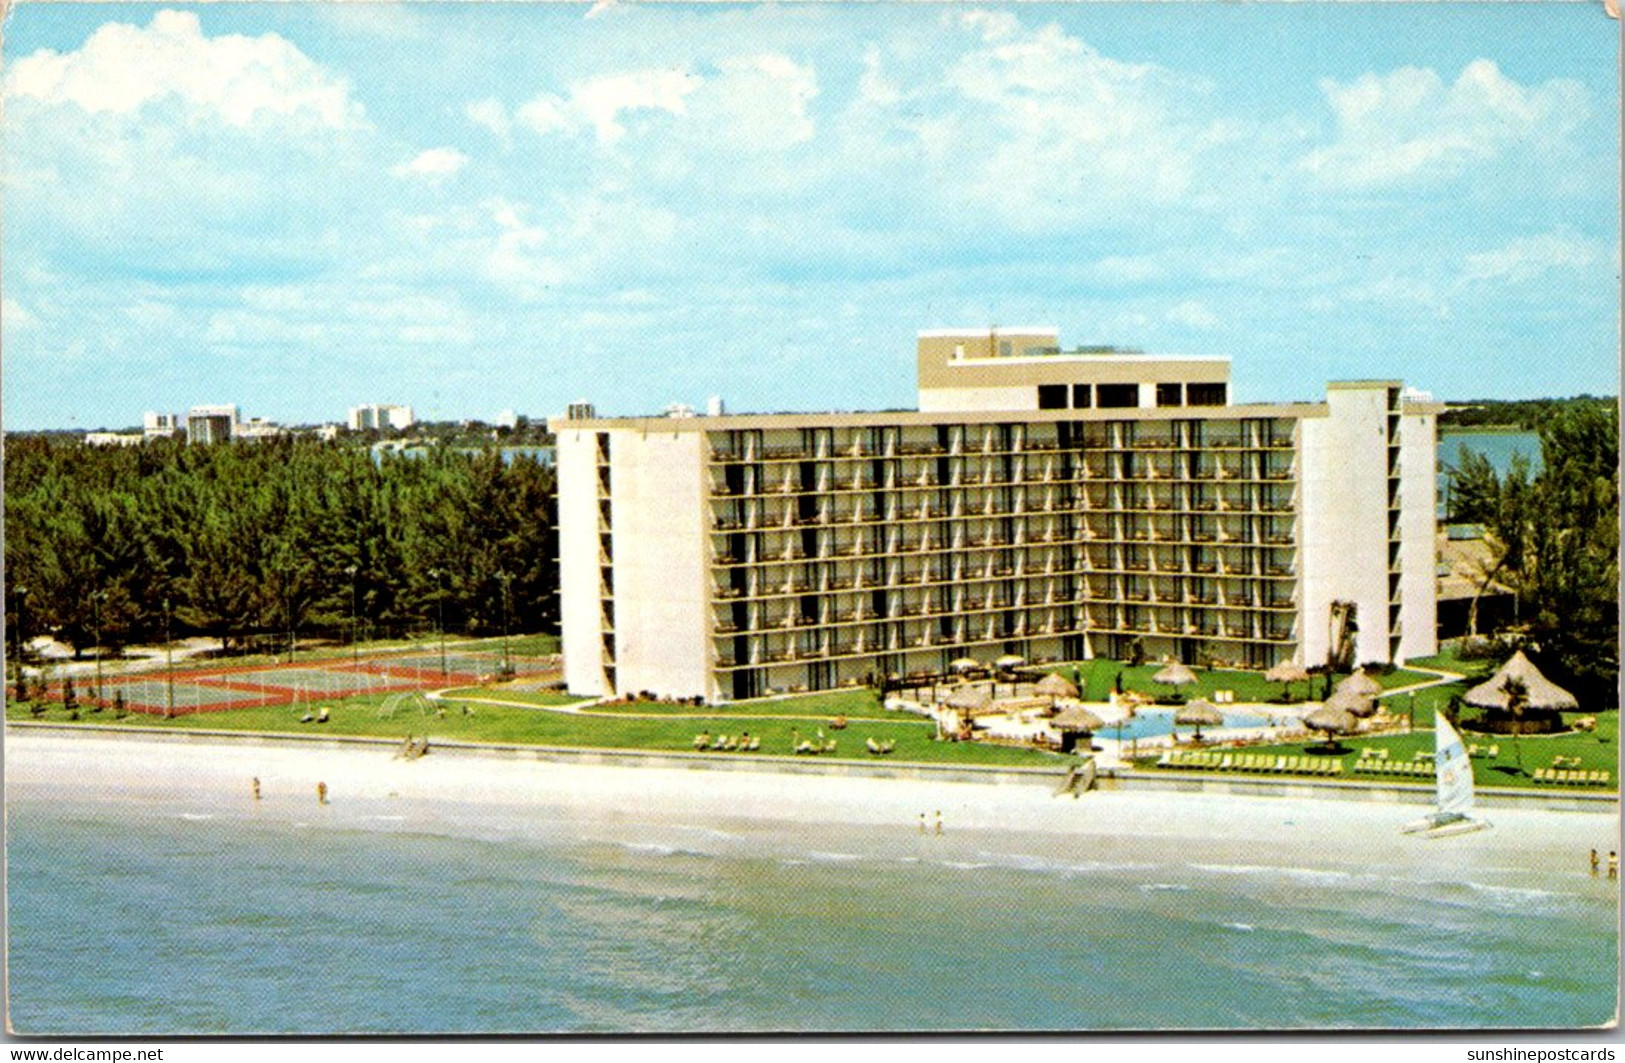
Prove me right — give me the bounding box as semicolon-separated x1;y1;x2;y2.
3;3;1618;430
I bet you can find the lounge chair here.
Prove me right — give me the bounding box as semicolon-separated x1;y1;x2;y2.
867;737;884;755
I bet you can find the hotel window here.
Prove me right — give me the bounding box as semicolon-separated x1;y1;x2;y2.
1097;384;1138;408
1072;384;1092;408
1187;383;1227;407
1156;383;1184;408
1038;384;1068;410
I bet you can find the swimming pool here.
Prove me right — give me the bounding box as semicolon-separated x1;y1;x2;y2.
1101;707;1276;741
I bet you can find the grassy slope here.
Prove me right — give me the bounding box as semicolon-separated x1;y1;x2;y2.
8;688;1059;768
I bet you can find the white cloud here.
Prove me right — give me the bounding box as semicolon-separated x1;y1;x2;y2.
707;55;819;149
509;55;815;152
1166;300;1220;330
3;9;363;128
1461;230;1606;284
517;68;700;146
1299;59;1586;187
466;98;511;143
392;147;470;182
842;13;1228;230
3;297;38;331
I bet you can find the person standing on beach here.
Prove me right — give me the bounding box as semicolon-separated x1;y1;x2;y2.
934;810;943;835
251;777;261;802
1591;849;1600;875
317;781;329;806
1609;852;1618;881
918;813;926;835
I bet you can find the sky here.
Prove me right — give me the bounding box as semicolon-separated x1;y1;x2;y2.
2;2;1618;430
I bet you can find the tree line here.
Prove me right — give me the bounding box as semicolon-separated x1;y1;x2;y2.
1446;403;1619;708
1440;395;1615;430
4;435;556;659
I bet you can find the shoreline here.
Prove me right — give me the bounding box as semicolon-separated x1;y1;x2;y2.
9;724;1612;832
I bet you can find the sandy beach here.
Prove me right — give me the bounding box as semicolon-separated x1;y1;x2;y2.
9;728;1616;877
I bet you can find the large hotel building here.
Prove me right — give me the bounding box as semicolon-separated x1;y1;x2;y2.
552;329;1438;702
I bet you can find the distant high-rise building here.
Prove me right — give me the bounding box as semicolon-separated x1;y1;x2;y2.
186;405;239;445
142;411;180;440
348;404;415;432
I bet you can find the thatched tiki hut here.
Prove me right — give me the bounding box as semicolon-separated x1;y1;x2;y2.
1175;699;1224;742
1052;706;1105;754
1323;686;1377;721
1465;651;1578;735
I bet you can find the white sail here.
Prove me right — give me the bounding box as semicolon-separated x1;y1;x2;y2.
1434;713;1475;817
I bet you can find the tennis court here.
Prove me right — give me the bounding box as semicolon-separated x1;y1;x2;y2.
102;678;268;715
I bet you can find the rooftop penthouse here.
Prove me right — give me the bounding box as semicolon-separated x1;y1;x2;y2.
551;330;1437;704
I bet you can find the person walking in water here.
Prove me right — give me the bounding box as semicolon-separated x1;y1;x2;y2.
934;810;943;836
918;813;926;835
1590;849;1600;876
1609;852;1618;881
251;777;261;802
316;781;329;806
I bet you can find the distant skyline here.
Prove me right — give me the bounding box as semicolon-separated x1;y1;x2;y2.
3;3;1618;431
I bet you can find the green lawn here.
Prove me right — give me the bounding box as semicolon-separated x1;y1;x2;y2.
1047;658;1436;705
1142;710;1617;791
7;688;1059;768
557;688;893;720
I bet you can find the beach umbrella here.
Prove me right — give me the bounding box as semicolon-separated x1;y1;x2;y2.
994;653;1026;671
1265;660;1311;699
1303;704;1357;744
1337;671;1383;698
949;657;981;674
945;685;992;714
1035;672;1079;701
1053;706;1105;731
1175;698;1224;741
1153;662;1198;688
1464;650;1578;712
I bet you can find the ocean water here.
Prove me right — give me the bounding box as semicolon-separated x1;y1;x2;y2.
8;784;1617;1035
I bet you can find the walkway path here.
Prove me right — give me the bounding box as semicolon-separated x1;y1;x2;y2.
427;689;931;727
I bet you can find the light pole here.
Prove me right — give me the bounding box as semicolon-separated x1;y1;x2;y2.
345;564;359;670
496;571;513;676
163;597;175;718
429;568;447;678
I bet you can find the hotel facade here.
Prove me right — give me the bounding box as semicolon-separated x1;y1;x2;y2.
553;329;1438;702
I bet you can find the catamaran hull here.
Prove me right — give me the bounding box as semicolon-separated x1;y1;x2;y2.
1400;814;1493;838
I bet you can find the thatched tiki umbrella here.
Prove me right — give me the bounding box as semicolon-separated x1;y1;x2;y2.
1034;671;1079;715
1175;698;1224;742
1052;706;1105;754
1303;704;1357;750
994;653;1026;672
1265;660;1311;701
1152;662;1198;700
949;657;981;676
1464;651;1578;735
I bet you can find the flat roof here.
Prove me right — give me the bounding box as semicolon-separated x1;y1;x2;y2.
551;402;1333;432
917;327;1058;338
937;353;1231;367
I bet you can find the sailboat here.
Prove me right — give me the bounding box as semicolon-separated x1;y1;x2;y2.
1401;713;1493;837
